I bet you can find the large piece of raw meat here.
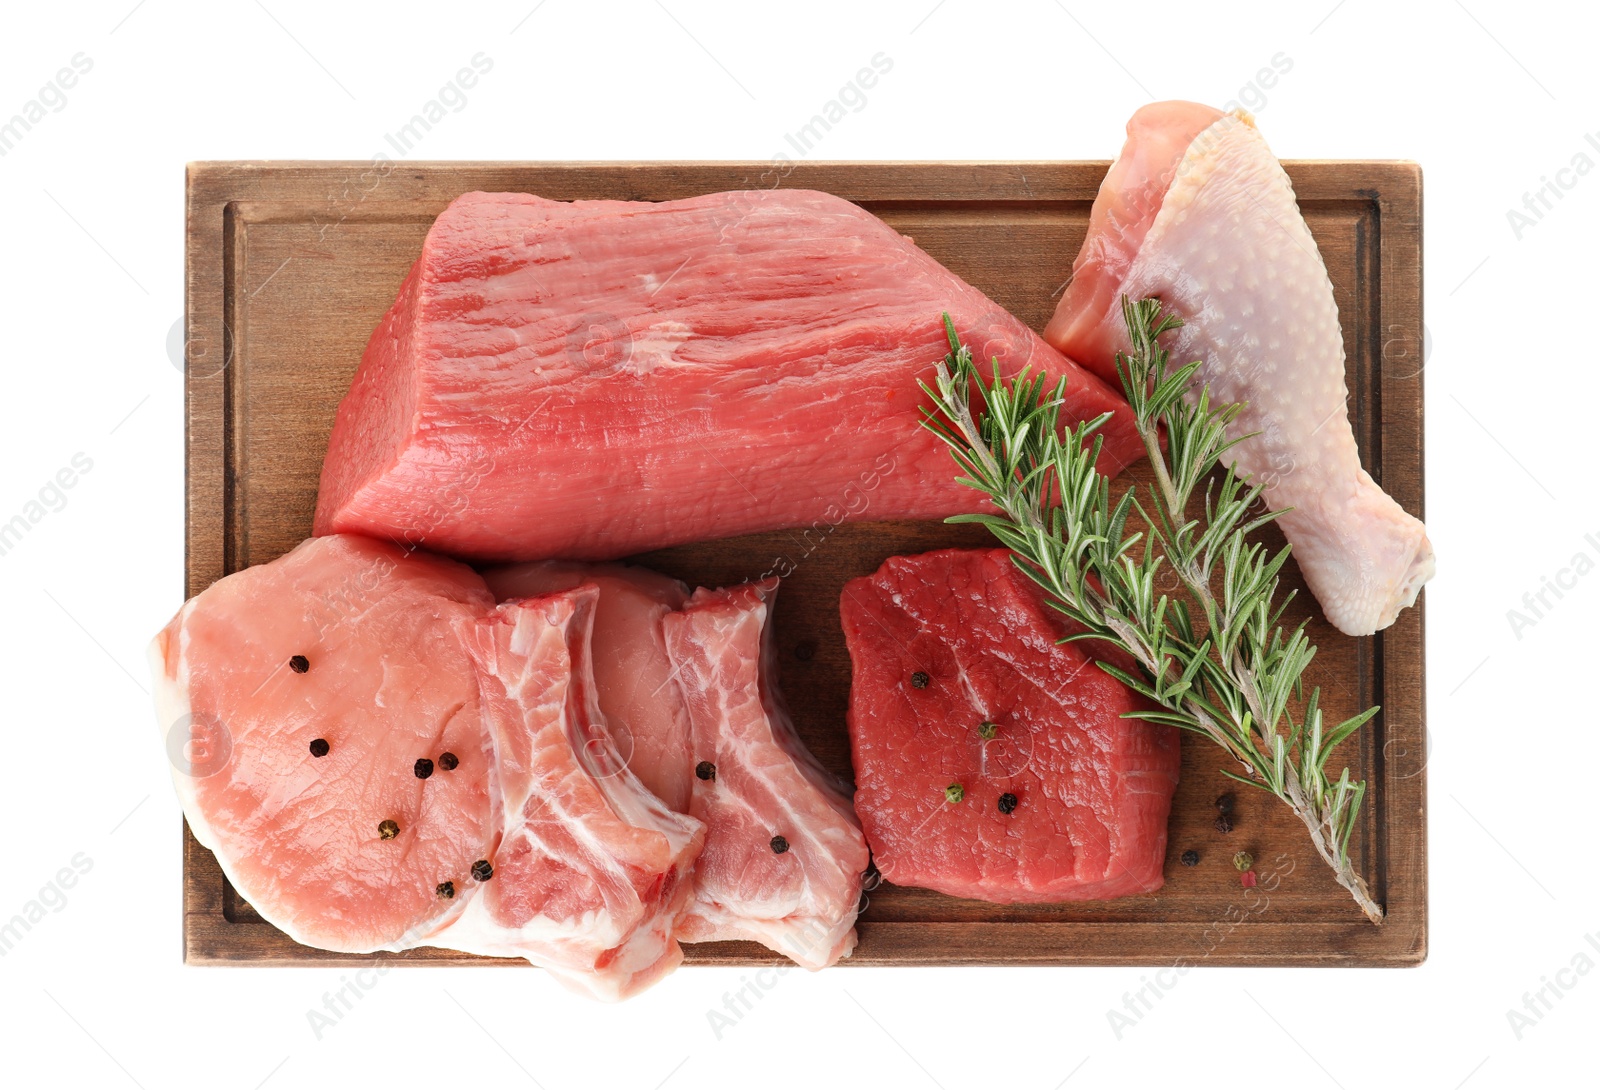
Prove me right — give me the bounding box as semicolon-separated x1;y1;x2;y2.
314;189;1143;562
1044;102;1433;636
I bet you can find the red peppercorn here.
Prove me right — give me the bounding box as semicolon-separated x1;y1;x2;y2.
1240;869;1258;889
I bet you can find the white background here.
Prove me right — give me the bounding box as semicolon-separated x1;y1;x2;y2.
0;1;1591;1087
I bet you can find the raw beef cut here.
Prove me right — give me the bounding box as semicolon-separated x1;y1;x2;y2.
147;535;498;952
840;548;1180;903
483;561;695;813
431;588;706;1001
314;189;1144;562
1043;102;1433;636
662;581;869;969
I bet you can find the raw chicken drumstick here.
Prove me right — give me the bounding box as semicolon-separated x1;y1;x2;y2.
1045;102;1433;637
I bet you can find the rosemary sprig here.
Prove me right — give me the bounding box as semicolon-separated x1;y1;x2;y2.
920;297;1383;924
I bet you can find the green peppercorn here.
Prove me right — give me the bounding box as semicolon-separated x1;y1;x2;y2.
978;721;998;740
1233;851;1254;872
945;783;965;804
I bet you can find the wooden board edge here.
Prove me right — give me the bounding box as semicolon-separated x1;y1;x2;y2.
180;159;1431;220
183;919;1426;969
1371;159;1428;951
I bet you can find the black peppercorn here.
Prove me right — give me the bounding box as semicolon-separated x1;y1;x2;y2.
309;738;330;758
695;761;716;781
1214;792;1236;814
439;752;459;771
910;671;930;689
1180;849;1200;867
289;655;310;674
414;758;434;779
436;881;455;899
770;835;790;854
997;792;1018;815
378;819;400;840
1214;813;1235;834
794;640;816;662
471;859;493;882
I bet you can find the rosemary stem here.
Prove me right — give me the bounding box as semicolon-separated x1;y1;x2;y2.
1284;776;1384;924
1138;417;1185;520
1147;439;1275;740
920;300;1384;926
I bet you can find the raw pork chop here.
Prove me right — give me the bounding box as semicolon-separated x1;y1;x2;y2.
1044;102;1433;636
147;535;498;952
662;581;869;969
483;561;694;813
841;549;1180;902
314;189;1144;562
431;588;705;1001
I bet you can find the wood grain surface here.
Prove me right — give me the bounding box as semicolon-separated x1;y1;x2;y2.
181;160;1426;968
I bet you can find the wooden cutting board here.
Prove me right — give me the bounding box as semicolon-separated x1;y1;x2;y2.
181;161;1426;968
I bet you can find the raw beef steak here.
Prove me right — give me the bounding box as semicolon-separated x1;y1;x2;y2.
840;548;1180;903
